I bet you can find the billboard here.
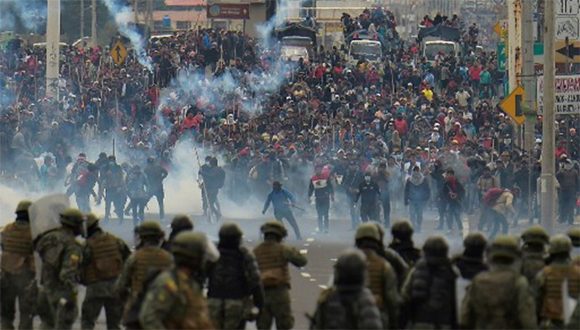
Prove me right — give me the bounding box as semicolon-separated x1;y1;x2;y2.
207;3;250;19
537;74;580;115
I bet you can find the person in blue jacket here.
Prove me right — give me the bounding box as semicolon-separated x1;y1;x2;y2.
404;166;430;232
262;181;302;240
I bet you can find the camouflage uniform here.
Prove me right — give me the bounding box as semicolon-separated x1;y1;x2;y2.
311;249;383;330
139;232;214;330
81;214;131;330
207;223;264;330
460;235;537;329
253;221;307;330
355;223;400;329
567;227;580;267
115;221;173;323
35;208;85;330
521;226;549;284
0;201;36;330
534;235;580;329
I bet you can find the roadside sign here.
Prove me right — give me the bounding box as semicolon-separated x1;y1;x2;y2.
556;40;580;62
537;74;580;115
499;86;526;125
556;0;580;40
110;40;127;65
498;42;506;72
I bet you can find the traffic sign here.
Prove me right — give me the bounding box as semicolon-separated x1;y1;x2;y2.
493;20;508;39
110;40;127;65
556;40;580;62
497;42;506;72
499;86;526;125
556;0;580;40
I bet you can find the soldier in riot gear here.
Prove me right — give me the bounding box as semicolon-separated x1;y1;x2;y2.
568;227;580;266
35;208;85;330
354;223;399;329
388;220;421;267
1;200;36;330
116;221;173;324
534;235;580;329
373;223;409;288
139;232;214;329
81;214;131;330
207;222;265;329
520;225;549;283
311;248;383;329
460;235;537;329
162;215;194;251
452;232;488;280
402;236;458;329
253;221;307;330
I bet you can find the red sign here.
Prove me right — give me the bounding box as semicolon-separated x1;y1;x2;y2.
207;4;250;19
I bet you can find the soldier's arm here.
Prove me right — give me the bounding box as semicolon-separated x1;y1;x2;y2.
382;263;400;330
400;267;415;304
59;243;83;292
283;245;308;268
139;272;178;330
384;248;409;285
243;248;265;309
517;276;538;329
118;238;132;261
531;271;545;320
115;254;136;300
567;293;580;330
459;283;475;329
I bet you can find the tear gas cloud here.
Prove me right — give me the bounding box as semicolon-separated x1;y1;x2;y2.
102;0;153;71
0;1;47;32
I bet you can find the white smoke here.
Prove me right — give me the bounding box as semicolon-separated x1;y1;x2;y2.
102;0;153;71
0;1;47;32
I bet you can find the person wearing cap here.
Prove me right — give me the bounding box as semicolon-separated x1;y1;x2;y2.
1;201;36;329
355;172;381;223
138;232;213;330
401;236;457;329
144;157;168;221
98;155;127;222
81;115;98;147
498;151;515;189
342;161;365;229
404;166;430;233
262;181;302;240
80;214;131;330
460;235;537;329
253;221;307;330
442;169;465;235
35;208;85;330
162;215;194;252
556;158;579;225
534;235;580;328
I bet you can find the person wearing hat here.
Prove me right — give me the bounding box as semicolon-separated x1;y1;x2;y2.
389;220;421;267
354;223;399;329
534;235;580;328
498;151;515;189
207;223;264;329
342;161;365;229
556;158;579;225
442;168;465;235
404;166;430;233
139;232;213;330
460;235;537;329
115;221;173;323
262;181;302;240
520;225;549;283
310;249;383;329
253;221;307;330
35;208;86;330
80;214;131;330
452;232;488;280
1;201;35;329
144;157;168;221
401;236;457;329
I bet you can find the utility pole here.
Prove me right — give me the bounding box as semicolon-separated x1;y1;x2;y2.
91;0;97;46
80;0;84;39
46;0;60;99
522;0;535;219
541;0;555;233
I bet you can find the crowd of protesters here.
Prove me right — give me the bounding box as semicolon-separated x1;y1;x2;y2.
0;6;578;236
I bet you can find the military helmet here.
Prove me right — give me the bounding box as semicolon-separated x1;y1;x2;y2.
219;222;243;238
374;223;386;241
334;248;367;286
171;231;207;260
170;215;193;231
355;223;381;241
566;227;580;247
391;220;414;239
86;213;100;228
488;235;520;260
423;236;449;258
60;208;84;227
137;221;164;238
548;234;572;255
15;200;32;213
521;225;549;245
260;221;287;238
463;232;487;249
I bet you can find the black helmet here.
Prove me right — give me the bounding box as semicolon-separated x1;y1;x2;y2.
170;215;194;231
334;248;367;287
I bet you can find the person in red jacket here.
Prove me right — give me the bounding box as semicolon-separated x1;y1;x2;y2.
394;114;408;137
308;164;334;233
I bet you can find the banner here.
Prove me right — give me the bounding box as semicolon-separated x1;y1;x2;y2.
537;74;580;115
207;4;250;19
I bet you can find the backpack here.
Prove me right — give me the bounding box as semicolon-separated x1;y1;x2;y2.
482;188;504;207
123;269;172;329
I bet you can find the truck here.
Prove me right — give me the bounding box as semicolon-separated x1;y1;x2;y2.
418;25;461;64
345;30;383;66
275;23;317;63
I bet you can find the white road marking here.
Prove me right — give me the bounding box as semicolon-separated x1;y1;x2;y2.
318;285;328;290
306;238;315;242
300;249;308;254
301;272;311;278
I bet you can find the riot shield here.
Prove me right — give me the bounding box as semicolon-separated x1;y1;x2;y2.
29;194;70;241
